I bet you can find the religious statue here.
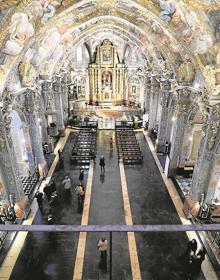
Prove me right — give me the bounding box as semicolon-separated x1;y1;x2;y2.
103;85;111;100
102;71;112;87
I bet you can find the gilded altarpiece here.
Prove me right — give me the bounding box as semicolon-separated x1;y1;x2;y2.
88;39;125;105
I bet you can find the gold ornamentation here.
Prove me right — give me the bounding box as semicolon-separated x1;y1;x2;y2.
207;104;220;150
183;0;219;12
177;58;195;83
158;60;173;77
0;0;19;11
18;61;36;86
203;66;220;96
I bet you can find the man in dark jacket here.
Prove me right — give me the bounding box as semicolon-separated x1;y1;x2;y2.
99;155;105;173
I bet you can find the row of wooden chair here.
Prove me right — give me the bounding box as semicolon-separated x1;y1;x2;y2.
70;129;97;165
116;129;143;164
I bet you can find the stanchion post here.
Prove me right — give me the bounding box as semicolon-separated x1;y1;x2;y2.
110;231;112;280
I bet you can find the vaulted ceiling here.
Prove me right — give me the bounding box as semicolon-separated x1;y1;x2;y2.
0;0;220;103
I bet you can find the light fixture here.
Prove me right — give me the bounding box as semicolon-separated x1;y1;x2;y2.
189;136;193;141
37;118;41;122
171;117;176;122
193;82;200;89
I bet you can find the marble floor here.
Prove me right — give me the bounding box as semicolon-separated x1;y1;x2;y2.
1;130;217;279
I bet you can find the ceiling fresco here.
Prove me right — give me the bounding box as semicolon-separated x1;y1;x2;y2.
0;0;219;103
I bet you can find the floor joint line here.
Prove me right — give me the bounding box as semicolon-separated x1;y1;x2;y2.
72;161;94;280
119;161;142;280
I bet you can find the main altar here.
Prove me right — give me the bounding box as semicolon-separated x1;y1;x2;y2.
88;39;125;105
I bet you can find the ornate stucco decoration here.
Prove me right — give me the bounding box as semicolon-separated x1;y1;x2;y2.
24;86;42;116
177;57;196;84
0;88;14;148
207;104;220;150
24;88;35;113
158;59;173;78
194;89;210;118
160;91;170;107
203;66;220;96
53;75;62;94
18;61;36;86
174;87;191;116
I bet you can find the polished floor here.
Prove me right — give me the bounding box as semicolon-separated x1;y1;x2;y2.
7;130;208;279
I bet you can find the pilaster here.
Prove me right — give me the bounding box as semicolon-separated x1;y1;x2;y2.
156;79;171;152
148;75;160;129
144;75;151;114
53;75;65;131
24;89;47;175
0;91;27;212
61;73;69;117
190;104;220;203
168;88;191;176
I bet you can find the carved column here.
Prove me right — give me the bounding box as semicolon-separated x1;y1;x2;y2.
168;88;191;176
41;80;53;140
190;104;220;203
24;89;48;175
156;79;171;152
144;75;151;114
53;75;64;131
61;73;69;120
0;92;27;212
148;75;160;129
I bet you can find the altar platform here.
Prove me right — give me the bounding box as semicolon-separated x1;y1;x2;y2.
68;105;143;129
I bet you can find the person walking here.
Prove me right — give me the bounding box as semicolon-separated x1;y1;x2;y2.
187;239;198;255
109;137;113;149
58;149;64;169
75;183;85;211
35;191;43;211
90;149;96;164
197;246;206;261
79;169;84;184
98;237;108;260
99;155;105;173
62;176;71;196
43;184;53;201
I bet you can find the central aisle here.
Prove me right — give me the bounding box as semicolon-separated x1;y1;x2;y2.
82;130;132;279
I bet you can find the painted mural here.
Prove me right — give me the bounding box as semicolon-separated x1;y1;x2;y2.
0;0;219;98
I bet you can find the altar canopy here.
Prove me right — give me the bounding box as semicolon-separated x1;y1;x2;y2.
88;39;125;105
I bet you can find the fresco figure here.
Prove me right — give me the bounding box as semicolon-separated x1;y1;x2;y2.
3;13;35;56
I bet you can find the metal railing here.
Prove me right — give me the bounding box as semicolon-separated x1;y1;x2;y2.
1;224;220;280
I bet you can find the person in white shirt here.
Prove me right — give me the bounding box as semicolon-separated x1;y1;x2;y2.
98;237;108;259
